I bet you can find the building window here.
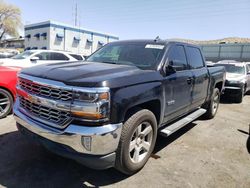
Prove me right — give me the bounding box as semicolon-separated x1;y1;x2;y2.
74;36;81;42
86;38;93;43
41;32;47;40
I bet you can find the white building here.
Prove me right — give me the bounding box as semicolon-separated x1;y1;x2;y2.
24;20;119;56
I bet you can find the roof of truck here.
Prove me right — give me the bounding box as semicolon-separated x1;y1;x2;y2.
110;39;200;47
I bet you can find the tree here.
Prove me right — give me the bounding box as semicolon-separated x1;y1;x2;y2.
0;0;22;41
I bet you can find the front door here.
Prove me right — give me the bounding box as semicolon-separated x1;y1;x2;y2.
163;45;193;123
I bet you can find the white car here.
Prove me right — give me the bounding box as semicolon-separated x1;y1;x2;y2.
0;50;83;68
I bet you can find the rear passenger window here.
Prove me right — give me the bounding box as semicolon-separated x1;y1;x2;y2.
186;47;204;69
50;52;69;60
168;45;188;71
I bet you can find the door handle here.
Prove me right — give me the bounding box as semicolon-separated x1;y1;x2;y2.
187;77;193;84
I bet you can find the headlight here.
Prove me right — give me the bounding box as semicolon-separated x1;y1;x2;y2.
71;88;110;121
74;91;109;102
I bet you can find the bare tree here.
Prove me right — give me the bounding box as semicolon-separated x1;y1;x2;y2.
0;0;22;41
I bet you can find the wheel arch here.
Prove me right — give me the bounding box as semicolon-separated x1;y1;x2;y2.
124;99;161;126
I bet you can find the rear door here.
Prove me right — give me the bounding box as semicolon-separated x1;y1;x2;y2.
163;45;193;122
186;46;209;109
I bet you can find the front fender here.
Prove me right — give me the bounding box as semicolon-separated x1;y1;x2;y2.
110;82;164;124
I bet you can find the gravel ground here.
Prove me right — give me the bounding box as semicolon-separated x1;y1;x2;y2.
0;96;249;188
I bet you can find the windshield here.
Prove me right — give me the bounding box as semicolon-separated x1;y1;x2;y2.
87;43;165;70
214;64;245;75
11;51;35;59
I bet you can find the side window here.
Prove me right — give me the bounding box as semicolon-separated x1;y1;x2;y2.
50;52;69;60
168;45;188;71
34;52;50;60
186;47;204;69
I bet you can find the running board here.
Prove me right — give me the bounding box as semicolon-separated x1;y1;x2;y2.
160;108;207;137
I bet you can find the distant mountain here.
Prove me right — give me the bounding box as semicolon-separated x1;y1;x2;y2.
170;37;250;44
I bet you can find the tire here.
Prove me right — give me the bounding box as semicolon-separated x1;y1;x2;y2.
203;88;220;119
235;86;244;103
115;109;157;175
0;88;13;119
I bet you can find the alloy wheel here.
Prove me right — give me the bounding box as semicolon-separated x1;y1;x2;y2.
129;122;153;163
0;92;11;116
212;92;219;115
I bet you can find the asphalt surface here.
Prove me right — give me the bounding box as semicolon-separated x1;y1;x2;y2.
0;96;250;188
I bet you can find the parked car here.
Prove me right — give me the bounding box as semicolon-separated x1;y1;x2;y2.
214;60;250;103
0;66;21;118
14;40;225;175
0;49;20;59
0;52;16;59
0;50;81;68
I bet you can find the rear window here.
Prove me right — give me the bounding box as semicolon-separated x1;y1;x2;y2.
70;54;83;60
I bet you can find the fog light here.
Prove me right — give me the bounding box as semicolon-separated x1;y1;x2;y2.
81;136;92;151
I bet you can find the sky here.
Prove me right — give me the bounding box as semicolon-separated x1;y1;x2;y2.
5;0;250;40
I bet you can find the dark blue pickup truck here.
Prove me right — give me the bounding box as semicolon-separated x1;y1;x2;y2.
14;39;225;175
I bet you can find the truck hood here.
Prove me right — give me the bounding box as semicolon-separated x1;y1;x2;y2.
226;73;246;81
20;61;162;88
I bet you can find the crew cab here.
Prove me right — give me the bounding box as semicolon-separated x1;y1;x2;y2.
14;40;225;175
214;60;250;103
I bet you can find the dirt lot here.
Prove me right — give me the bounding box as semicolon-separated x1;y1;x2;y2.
0;96;250;188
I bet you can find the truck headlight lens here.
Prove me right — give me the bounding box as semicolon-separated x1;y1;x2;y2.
74;91;109;102
72;89;110;121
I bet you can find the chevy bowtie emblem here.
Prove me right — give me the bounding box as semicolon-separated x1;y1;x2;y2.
27;94;40;104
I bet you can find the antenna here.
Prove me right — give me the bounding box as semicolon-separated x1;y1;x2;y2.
154;36;161;42
74;1;78;26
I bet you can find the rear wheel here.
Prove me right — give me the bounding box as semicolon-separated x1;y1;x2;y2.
115;109;157;175
0;88;13;119
203;88;220;119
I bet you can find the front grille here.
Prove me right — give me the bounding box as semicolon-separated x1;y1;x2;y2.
20;97;71;128
19;78;73;101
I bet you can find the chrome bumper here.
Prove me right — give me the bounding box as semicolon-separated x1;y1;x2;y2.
224;86;241;90
14;102;122;155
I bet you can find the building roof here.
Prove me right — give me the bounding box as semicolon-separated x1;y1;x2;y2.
24;20;119;40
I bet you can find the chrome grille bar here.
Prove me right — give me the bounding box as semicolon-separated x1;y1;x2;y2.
19;77;73;101
19;97;71;128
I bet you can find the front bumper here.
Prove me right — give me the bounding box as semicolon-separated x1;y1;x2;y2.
14;102;123;169
224;85;243;96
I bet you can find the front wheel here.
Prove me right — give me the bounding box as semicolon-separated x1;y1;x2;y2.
0;88;13;119
203;88;220;119
115;109;157;175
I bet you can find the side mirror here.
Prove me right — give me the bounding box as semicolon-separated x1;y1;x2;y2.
30;56;39;62
165;60;186;74
165;64;176;75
